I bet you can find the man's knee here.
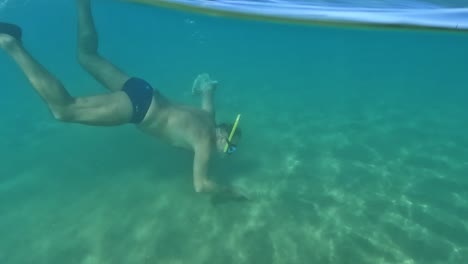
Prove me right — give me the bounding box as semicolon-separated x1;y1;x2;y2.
77;52;94;67
50;104;75;123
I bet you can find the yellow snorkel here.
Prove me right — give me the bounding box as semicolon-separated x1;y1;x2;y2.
224;114;241;153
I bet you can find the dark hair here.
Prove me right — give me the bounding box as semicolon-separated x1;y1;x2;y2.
217;122;242;139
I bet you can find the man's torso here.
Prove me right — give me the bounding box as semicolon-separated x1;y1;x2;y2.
137;96;216;150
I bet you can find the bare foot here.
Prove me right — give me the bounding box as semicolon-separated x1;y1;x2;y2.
192;73;218;95
0;33;19;52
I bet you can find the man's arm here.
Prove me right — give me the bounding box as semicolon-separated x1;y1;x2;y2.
193;139;224;193
192;140;247;199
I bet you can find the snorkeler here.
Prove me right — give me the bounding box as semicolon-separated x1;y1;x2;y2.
0;0;245;199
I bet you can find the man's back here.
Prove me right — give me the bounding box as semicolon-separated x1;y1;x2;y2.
138;95;217;151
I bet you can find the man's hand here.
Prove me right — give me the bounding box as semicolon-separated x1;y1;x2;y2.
208;182;251;204
224;185;250;201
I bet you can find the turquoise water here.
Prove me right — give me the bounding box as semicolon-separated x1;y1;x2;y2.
1;0;468;263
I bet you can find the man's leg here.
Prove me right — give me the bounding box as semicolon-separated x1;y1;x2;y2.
192;73;217;116
77;0;129;92
0;34;132;126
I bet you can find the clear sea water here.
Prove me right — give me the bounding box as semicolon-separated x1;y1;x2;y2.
1;0;468;263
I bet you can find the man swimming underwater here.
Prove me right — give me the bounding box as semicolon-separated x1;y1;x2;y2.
0;0;245;199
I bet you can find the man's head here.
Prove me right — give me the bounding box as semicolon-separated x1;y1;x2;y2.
215;122;242;154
